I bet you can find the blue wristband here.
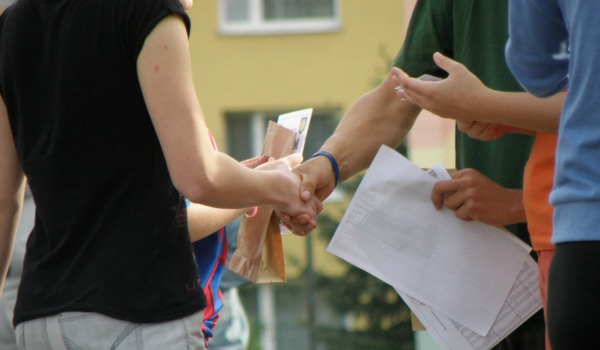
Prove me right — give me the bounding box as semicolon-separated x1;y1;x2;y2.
312;151;340;187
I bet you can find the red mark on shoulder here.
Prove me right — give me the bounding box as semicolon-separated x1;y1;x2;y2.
154;65;160;73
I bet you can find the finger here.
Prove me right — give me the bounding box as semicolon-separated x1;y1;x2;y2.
440;193;465;212
431;179;459;209
431;182;447;210
294;218;317;236
392;68;416;93
390;66;408;84
279;212;292;227
449;169;471;180
294;162;318;202
454;205;473;222
241;154;268;169
433;52;461;76
315;199;324;215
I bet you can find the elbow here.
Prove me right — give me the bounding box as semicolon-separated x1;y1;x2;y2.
522;77;568;98
171;171;220;205
505;43;569;98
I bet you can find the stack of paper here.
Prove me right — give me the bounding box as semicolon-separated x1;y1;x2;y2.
326;145;542;350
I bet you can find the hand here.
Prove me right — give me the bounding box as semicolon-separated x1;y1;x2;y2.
179;0;193;10
431;168;526;226
278;155;336;235
392;52;489;122
456;120;512;141
265;154;323;236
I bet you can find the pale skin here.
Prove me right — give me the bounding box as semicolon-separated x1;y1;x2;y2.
392;52;565;225
188;154;305;241
0;3;319;296
187;155;267;242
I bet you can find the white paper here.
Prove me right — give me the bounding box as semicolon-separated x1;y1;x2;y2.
326;145;531;336
277;108;312;155
402;255;541;350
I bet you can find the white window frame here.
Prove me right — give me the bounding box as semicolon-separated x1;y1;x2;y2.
218;0;342;36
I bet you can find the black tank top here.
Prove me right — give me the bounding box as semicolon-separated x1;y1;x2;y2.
0;0;205;325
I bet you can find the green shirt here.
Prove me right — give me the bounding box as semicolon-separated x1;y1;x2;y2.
393;0;533;240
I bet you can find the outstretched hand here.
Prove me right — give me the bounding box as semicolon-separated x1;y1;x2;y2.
392;52;489;121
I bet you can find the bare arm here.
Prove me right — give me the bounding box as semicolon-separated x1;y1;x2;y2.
319;70;421;182
187;155;266;241
296;69;421;197
282;70;421;234
187;154;307;241
137;16;319;223
0;95;26;297
394;52;564;134
187;205;245;242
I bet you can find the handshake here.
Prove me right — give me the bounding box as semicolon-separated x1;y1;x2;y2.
251;151;339;237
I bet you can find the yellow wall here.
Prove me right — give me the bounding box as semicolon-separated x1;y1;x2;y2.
186;0;406;148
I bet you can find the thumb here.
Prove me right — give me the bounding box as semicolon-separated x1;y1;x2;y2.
433;52;460;75
300;176;316;202
293;165;317;202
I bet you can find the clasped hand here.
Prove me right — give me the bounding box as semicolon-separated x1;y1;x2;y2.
277;155;337;236
254;154;323;236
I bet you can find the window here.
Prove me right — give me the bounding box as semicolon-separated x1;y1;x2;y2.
219;0;341;36
225;108;339;162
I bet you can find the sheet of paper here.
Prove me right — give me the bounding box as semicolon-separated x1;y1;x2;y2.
326;145;531;336
401;255;542;350
277;108;312;155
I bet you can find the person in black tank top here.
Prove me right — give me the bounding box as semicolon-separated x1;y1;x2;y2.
0;0;320;348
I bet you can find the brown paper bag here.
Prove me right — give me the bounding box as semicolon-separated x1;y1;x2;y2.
255;212;286;283
228;121;296;283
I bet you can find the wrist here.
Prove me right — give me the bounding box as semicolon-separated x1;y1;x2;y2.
312;151;340;187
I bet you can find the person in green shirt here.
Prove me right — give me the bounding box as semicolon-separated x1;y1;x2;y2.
283;1;545;348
